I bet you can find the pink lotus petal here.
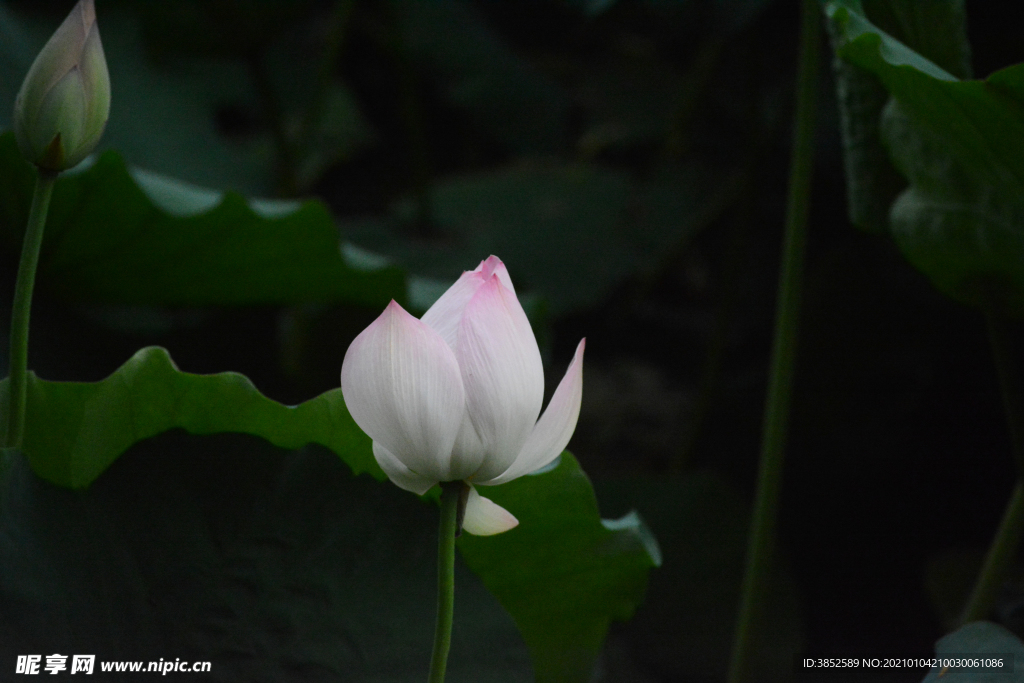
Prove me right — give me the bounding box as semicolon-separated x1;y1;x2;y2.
457;276;544;481
474;255;516;294
421;270;484;352
462;486;519;536
483;338;585;486
340;300;465;482
421;256;516;352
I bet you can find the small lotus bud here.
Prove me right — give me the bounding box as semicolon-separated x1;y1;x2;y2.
13;0;111;171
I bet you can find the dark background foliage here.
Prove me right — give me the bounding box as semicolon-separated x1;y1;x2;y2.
4;0;1024;680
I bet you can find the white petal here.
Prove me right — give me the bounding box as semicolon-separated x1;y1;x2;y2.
483;339;585;486
373;442;437;495
421;270;484;352
340;300;465;482
457;276;544;481
448;411;486;481
461;486;518;536
421;256;517;353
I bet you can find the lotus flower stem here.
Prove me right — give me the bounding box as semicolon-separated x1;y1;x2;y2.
960;482;1024;625
429;481;464;683
983;308;1024;478
958;308;1024;624
5;170;57;448
727;0;819;681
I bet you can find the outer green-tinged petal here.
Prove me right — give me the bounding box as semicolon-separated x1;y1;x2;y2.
13;0;109;170
462;485;519;536
33;69;87;158
372;442;436;495
485;339;585;486
457;276;544;481
16;0;92;117
77;24;110;161
341;300;465;483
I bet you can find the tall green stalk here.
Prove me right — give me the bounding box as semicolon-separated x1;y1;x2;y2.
958;309;1024;624
727;0;819;680
5;170;57;449
428;481;463;683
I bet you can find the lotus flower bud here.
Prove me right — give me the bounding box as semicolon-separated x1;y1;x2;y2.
13;0;110;171
341;256;585;535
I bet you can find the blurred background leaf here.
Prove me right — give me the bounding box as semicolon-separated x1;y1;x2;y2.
0;436;534;683
883;88;1024;313
344;162;718;314
920;621;1024;682
826;1;1024;312
860;0;972;79
0;133;405;308
596;472;803;682
387;0;569;156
